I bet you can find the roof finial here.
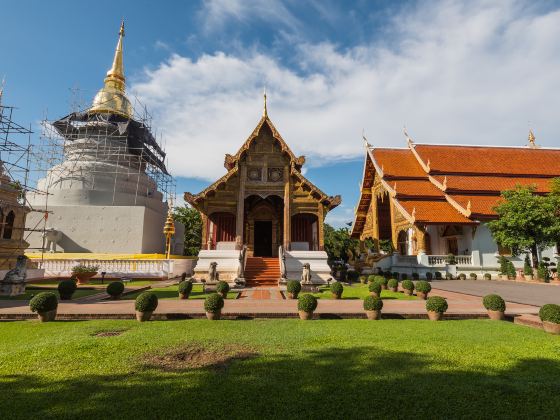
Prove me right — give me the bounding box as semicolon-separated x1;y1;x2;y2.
362;129;371;148
263;86;268;117
528;129;537;148
404;125;414;147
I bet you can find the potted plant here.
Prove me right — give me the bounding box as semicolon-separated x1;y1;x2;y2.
383;270;391;280
401;279;415;296
539;304;560;334
400;273;408;280
387;278;398;292
106;281;125;300
71;264;99;285
392;272;400;280
368;281;382;298
363;295;383;320
367;275;376;283
359;275;367;284
330;281;343;299
286;280;301;299
426;296;448;321
29;292;58;322
347;270;359;283
412;273;419;280
134;292;158;322
178;280;193;299
469;273;477;280
57;279;77;300
537;262;550;283
425;272;433;280
204;293;225;320
446;254;457;278
482;294;506;320
298;294;318;320
523;255;533;281
216;280;230;298
484;273;492;280
434;271;442;280
458;273;467;280
507;261;517;280
415;280;431;300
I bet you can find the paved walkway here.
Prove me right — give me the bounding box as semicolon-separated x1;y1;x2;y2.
0;287;538;319
431;280;560;306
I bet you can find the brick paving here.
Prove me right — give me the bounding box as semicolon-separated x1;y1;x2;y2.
0;286;539;320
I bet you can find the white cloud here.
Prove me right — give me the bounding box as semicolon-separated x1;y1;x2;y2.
132;0;560;183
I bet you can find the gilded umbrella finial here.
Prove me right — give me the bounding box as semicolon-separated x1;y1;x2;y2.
528;129;537;148
263;86;268;117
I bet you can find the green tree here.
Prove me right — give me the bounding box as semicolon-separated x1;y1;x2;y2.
488;182;560;267
173;205;202;256
323;223;359;263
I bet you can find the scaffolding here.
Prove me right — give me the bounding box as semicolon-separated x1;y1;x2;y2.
34;91;176;210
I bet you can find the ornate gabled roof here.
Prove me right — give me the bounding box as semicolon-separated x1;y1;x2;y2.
291;169;341;210
223;114;304;171
351;135;560;238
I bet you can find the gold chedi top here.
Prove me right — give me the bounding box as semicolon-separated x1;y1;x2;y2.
90;21;133;118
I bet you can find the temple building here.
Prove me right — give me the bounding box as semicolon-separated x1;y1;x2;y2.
186;96;340;286
351;132;560;276
26;23;183;256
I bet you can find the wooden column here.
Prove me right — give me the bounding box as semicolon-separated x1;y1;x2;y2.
283;166;291;250
236;166;246;249
317;202;324;250
201;213;209;250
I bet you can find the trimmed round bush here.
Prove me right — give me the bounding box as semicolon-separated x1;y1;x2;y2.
401;279;415;291
425;272;433;280
458;273;466;280
484;273;492;280
446;273;454;280
106;281;125;297
367;275;376;283
539;304;560;324
426;296;448;313
30;292;58;313
368;281;381;294
298;294;318;312
204;293;225;313
363;295;383;311
434;271;442;280
482;294;506;312
387;278;398;289
416;280;432;294
330;281;344;297
135;292;158;312
359;275;367;284
287;280;302;294
178;280;193;296
57;280;77;299
376;276;388;286
216;281;230;295
469;273;478;280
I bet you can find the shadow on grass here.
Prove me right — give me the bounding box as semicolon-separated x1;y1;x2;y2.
1;347;559;418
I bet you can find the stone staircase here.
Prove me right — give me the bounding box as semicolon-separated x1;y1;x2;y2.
245;257;280;287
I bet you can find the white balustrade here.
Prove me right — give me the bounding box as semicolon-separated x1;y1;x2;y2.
427;255;472;266
37;258;178;278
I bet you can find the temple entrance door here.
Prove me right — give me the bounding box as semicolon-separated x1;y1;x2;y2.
254;221;273;257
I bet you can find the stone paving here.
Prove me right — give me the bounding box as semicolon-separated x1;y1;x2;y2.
0;286;539;320
430;280;560;306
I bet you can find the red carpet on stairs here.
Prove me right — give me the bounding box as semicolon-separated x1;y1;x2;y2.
244;257;280;287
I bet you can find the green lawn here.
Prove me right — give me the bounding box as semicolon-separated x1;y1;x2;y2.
312;283;417;300
123;284;239;300
0;320;558;419
0;287;102;301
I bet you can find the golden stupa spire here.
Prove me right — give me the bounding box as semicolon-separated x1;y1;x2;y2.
89;20;133;118
263;86;268;117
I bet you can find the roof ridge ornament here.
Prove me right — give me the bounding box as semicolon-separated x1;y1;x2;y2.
404;125;414;147
528;129;538;148
362;129;371;148
442;176;447;190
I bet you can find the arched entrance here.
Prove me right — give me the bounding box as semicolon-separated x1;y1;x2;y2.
206;212;235;249
245;195;283;257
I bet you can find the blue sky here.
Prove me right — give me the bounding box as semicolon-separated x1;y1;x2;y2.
2;0;560;227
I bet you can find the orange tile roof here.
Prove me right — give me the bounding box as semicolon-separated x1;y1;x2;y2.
414;144;560;176
447;194;504;217
392;180;443;197
433;175;555;193
372;149;426;178
398;199;474;224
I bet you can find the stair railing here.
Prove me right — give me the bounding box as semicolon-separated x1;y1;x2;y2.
279;245;287;280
